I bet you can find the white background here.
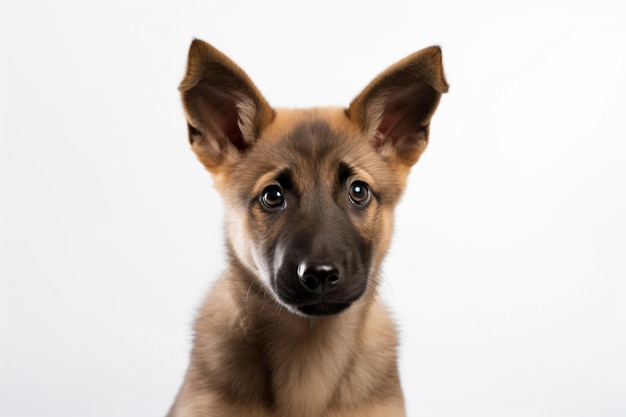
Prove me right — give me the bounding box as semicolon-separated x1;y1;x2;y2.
2;1;625;416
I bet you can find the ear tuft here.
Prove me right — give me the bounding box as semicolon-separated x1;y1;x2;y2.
411;45;449;94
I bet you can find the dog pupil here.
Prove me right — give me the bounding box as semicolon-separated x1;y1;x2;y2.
352;183;366;201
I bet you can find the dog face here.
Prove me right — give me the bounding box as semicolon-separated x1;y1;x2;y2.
222;113;402;316
179;40;447;316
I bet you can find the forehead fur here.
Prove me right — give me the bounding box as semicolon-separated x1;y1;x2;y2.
222;108;404;205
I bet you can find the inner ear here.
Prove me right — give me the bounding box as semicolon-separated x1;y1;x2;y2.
372;75;441;149
185;83;248;151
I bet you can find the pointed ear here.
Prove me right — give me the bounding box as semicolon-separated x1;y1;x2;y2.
179;39;275;172
347;46;448;167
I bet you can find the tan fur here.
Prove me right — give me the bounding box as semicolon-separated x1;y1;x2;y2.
168;39;447;417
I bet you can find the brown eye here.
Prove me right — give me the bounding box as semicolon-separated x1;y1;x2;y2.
348;181;370;205
260;185;285;209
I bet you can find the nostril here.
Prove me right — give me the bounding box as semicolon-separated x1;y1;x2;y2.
301;274;319;291
327;274;339;287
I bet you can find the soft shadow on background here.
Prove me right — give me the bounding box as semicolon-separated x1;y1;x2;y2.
1;1;625;416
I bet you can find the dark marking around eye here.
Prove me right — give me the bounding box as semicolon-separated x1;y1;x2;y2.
338;162;354;183
275;168;293;192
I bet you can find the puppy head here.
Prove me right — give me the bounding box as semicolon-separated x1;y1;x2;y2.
179;40;447;316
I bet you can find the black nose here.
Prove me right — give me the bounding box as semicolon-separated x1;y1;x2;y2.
297;262;340;294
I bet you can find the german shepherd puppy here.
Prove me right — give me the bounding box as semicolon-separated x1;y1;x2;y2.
167;39;447;417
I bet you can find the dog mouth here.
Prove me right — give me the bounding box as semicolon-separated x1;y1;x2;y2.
294;300;353;316
274;283;365;317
